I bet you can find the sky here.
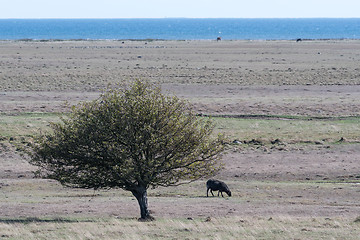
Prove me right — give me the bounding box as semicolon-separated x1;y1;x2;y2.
1;0;360;18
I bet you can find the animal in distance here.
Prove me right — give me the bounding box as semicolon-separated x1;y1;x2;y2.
206;179;231;197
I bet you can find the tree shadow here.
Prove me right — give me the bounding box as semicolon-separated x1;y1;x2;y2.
0;217;96;224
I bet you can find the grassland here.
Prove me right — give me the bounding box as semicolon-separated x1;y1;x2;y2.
1;176;360;239
213;116;360;144
1;112;360;239
2;112;360;144
1;216;360;240
1;40;360;239
0;113;61;139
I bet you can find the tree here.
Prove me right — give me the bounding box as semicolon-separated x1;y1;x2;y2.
28;80;225;220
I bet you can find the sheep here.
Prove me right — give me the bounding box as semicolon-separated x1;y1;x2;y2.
206;179;231;197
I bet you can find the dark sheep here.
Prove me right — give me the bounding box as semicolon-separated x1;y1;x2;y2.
206;179;231;197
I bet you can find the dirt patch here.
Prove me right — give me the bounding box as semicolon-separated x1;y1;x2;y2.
2;85;360;117
1;40;360;91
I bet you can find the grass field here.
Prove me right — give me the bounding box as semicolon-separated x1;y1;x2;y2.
2;40;360;239
0;113;61;139
2;112;360;144
1;113;360;239
1;216;360;240
1;177;360;239
213;116;360;144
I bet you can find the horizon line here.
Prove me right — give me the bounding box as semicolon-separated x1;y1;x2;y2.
1;17;360;20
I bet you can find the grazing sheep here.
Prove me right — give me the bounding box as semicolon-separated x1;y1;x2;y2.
206;179;231;197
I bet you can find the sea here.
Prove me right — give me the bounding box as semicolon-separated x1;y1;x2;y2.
0;18;360;41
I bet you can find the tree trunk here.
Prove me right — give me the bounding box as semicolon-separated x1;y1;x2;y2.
131;186;154;221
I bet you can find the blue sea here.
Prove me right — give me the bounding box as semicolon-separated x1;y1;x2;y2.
0;18;360;40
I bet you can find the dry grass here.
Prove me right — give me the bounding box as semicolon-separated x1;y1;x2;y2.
2;40;360;91
1;216;359;240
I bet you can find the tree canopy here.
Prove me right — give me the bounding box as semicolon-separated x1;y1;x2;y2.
29;80;226;220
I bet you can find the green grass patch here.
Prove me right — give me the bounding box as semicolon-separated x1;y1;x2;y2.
1;112;360;145
0;112;62;140
212;116;360;144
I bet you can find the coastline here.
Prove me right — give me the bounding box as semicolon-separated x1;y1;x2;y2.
1;38;360;42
